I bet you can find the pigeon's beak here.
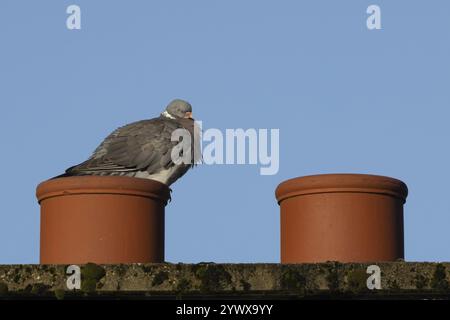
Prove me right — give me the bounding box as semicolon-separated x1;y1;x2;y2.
185;112;193;119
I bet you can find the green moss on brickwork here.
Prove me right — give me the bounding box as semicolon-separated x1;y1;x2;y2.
54;289;65;300
325;264;340;292
82;263;106;280
280;269;306;290
142;265;153;274
81;263;106;293
389;279;401;290
194;264;232;292
346;269;368;293
31;283;50;295
113;264;128;278
152;271;169;286
240;279;251;291
11;268;22;284
81;279;97;293
415;274;429;290
0;282;8;295
176;278;191;292
0;262;450;298
431;264;449;291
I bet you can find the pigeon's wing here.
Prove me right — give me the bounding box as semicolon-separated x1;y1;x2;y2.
67;118;185;175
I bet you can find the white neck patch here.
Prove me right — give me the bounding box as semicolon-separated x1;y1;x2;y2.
161;110;176;119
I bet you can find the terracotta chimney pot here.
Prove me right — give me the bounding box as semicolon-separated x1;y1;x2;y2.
36;176;170;264
275;173;408;263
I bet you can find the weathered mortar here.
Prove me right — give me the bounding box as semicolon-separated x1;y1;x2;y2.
0;262;449;299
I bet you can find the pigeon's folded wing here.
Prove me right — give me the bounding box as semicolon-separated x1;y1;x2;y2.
66;118;183;175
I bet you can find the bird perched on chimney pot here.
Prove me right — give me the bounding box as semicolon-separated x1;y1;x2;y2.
54;99;201;186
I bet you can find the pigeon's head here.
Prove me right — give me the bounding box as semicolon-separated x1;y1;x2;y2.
162;99;193;120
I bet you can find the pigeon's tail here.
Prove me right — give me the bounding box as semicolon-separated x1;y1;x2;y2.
50;164;86;179
50;172;77;179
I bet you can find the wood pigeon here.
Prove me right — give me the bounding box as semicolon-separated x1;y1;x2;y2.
54;99;201;186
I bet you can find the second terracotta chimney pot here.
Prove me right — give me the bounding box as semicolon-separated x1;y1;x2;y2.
276;173;408;263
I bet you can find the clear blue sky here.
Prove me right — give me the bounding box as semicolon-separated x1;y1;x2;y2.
1;0;449;264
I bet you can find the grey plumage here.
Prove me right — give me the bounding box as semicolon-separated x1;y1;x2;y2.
56;99;201;186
